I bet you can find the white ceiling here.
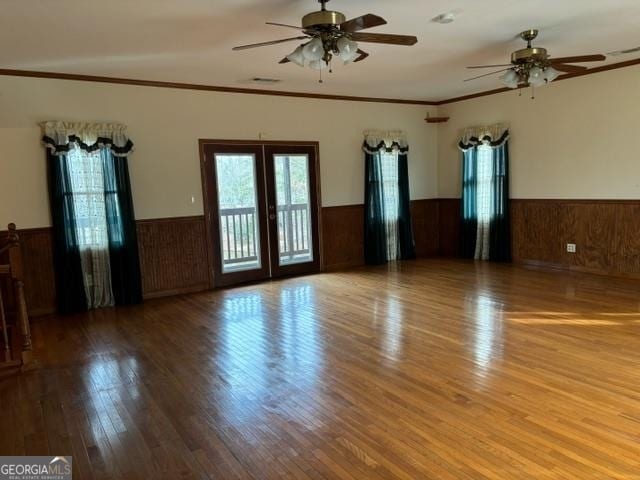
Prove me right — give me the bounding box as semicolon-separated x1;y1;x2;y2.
1;0;639;101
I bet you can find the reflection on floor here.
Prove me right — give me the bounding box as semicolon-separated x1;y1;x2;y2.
1;259;639;479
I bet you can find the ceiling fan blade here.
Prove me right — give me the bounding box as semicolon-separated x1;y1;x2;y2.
340;14;387;33
350;32;417;46
278;56;290;64
354;49;370;63
232;36;308;51
464;68;512;82
552;63;588;73
466;64;513;69
549;54;605;63
608;46;640;56
266;22;304;30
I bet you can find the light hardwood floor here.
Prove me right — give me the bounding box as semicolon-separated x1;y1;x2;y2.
1;259;640;479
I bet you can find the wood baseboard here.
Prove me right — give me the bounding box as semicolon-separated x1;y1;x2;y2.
142;284;211;300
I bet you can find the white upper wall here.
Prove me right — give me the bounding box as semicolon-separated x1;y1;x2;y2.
437;64;640;198
3;64;638;230
0;75;438;228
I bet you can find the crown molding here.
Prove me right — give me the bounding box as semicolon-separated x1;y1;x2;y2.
0;68;436;106
1;57;639;107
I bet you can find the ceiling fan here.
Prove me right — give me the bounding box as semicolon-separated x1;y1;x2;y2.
465;29;606;89
232;0;418;77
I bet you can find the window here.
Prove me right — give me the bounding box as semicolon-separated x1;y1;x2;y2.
67;148;111;250
459;127;510;262
380;151;400;260
364;131;415;265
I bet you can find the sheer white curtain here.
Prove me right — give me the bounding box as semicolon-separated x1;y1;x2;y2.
474;145;493;260
380;152;400;261
67;146;114;308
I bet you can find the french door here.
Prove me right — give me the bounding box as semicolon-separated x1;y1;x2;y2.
200;140;321;287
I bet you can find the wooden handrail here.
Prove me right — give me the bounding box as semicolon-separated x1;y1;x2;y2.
0;223;33;371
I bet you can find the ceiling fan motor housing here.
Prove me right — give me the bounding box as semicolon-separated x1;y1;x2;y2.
511;47;548;64
302;10;346;29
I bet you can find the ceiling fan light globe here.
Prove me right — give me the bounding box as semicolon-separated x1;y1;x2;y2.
342;53;358;65
337;37;357;54
500;69;519;88
340;41;359;64
302;37;324;61
309;59;327;70
527;66;545;87
529;75;546;87
543;66;560;82
287;45;306;67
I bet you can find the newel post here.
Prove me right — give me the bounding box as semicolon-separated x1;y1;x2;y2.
7;224;33;366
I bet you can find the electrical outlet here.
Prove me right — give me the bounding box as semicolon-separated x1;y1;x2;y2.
566;243;576;253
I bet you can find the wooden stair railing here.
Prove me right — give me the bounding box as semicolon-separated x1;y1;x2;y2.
0;223;33;375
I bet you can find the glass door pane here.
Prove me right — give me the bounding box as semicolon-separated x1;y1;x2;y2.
214;153;261;273
274;154;313;266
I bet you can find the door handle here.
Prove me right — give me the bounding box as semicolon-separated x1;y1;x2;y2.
269;213;276;220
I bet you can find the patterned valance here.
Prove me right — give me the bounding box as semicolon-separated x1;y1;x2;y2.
363;129;408;154
40;121;134;157
458;123;509;151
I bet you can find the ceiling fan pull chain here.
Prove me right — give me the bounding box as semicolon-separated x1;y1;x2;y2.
531;86;535;100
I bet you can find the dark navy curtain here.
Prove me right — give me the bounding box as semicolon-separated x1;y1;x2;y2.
102;150;143;305
489;143;511;262
397;152;416;260
364;151;388;265
47;152;89;313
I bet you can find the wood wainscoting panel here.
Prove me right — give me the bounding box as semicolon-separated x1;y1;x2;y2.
511;200;563;267
613;203;640;276
4;203;443;313
442;198;640;279
18;228;57;315
512;199;640;278
0;227;56;316
560;202;618;273
321;200;441;271
321;205;365;271
411;199;439;257
16;199;640;314
437;199;461;257
2;217;213;315
136;216;211;298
